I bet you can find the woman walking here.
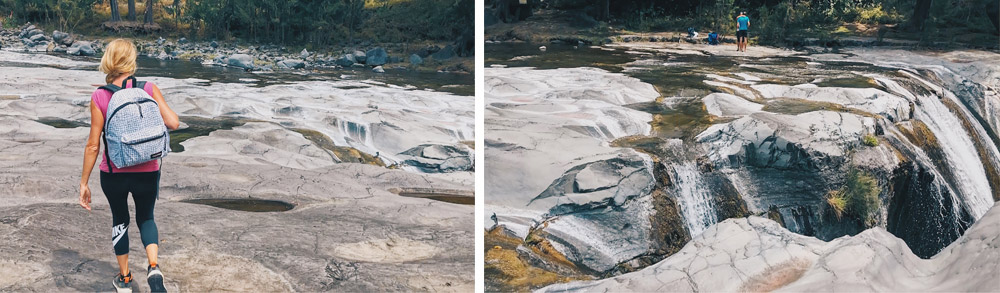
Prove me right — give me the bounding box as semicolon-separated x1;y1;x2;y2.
79;39;180;293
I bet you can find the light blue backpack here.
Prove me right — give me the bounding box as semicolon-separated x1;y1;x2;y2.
100;76;170;172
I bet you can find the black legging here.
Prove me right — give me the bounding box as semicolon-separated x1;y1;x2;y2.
100;171;160;256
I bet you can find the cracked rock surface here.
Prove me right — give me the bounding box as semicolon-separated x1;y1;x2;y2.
485;67;661;273
0;52;473;292
539;202;1000;292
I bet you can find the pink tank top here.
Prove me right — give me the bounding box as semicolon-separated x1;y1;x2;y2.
91;80;161;173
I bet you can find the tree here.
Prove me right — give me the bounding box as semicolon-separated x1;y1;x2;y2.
110;0;122;22
127;0;136;21
144;0;153;24
909;0;932;31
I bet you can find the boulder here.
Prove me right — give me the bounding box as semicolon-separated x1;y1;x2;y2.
157;37;165;45
372;66;385;73
178;37;188;44
52;31;72;46
227;54;254;69
430;45;456;60
335;54;355;67
210;40;219;48
417;45;441;58
353;50;367;63
66;41;95;56
365;47;387;66
409;54;423;66
300;48;309;58
28;34;46;43
277;59;306;69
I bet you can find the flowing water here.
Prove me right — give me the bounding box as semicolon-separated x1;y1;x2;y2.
487;42;998;256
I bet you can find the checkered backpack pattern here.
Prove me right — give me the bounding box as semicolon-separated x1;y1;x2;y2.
100;76;170;171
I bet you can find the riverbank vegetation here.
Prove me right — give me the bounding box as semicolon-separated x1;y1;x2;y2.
488;0;999;48
826;168;881;227
0;0;473;45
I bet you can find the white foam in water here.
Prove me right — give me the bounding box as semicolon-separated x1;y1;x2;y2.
672;163;719;236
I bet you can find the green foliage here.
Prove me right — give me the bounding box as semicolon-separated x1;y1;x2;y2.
826;190;847;219
0;0;471;45
0;0;99;31
863;134;879;147
182;0;470;45
844;168;881;226
826;168;881;227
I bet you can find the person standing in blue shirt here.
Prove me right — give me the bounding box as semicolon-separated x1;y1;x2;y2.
736;11;750;52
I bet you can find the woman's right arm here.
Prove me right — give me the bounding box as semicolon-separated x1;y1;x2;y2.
79;100;105;211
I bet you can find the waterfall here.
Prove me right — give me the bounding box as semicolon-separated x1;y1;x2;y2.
671;163;719;236
877;73;996;219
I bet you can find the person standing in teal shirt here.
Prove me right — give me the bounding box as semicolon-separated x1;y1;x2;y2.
736;11;750;52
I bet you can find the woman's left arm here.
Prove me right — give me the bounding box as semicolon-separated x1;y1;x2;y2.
150;84;180;130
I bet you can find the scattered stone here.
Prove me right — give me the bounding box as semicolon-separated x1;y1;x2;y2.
365;47;387;66
300;48;309;58
226;53;254;69
372;66;385;73
66;41;95;56
277;59;306;69
409;54;423;66
52;31;72;46
353;50;367;63
430;45;455;60
178;37;188;44
336;54;355;67
539;46;547;51
210;40;219;48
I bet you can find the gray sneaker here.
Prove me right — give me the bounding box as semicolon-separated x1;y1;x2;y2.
147;264;166;292
112;272;132;293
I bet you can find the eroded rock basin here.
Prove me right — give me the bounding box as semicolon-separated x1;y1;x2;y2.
485;42;1000;291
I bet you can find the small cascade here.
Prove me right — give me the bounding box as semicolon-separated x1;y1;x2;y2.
670;162;719;236
878;73;995;219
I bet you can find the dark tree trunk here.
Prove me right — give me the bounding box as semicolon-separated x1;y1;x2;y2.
144;0;154;24
909;0;932;32
127;0;137;21
601;0;610;20
110;0;122;22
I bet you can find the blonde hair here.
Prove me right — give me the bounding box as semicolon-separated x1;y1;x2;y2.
99;39;138;84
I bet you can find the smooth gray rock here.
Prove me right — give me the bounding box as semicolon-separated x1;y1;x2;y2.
277;59;306;69
540;202;1000;292
300;48;309;58
210;40;219;48
398;144;473;173
409;54;423;66
353;50;366;63
431;45;455;60
227;54;254;69
67;41;95;56
52;30;71;45
336;54;355;67
486;67;661;273
0;58;475;291
365;47;388;66
372;65;384;73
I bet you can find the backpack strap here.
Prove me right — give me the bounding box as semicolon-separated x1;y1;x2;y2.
98;84;122;94
102;130;114;174
98;76;141;93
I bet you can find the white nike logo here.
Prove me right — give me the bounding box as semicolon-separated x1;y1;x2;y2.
112;224;127;246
